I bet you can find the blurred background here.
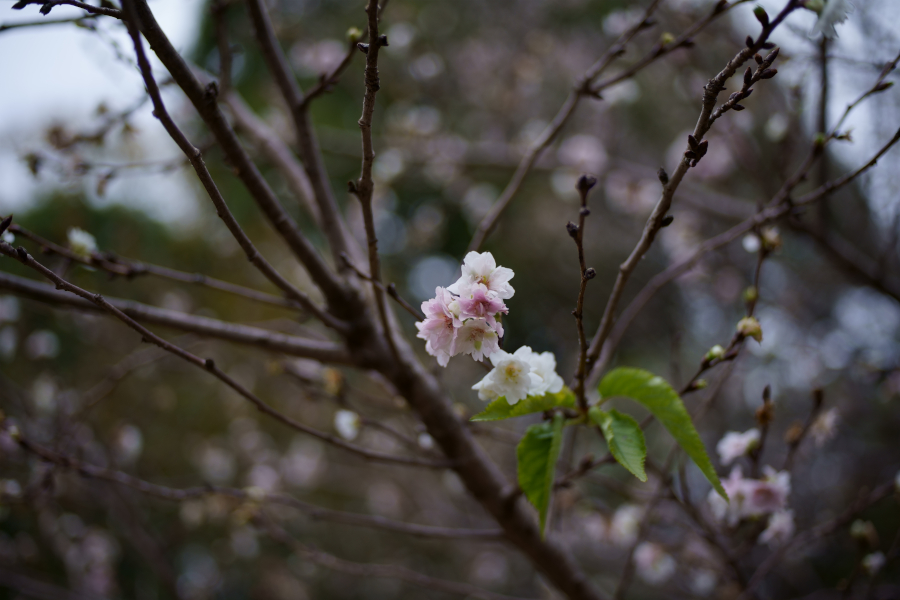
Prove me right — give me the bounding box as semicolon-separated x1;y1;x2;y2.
1;0;899;598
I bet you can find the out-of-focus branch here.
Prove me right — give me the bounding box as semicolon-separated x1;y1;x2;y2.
9;432;489;538
130;0;347;306
0;270;351;363
9;223;308;312
0;242;445;468
0;566;106;600
740;478;898;599
224;92;320;223
582;2;798;386
789;218;900;303
244;0;352;263
11;0;120;18
300;39;359;108
260;517;531;600
467;0;750;252
590;125;900;379
119;1;346;330
0;15;94;32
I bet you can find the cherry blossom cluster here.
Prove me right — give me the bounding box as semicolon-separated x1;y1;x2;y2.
472;346;565;405
708;466;794;547
415;251;514;367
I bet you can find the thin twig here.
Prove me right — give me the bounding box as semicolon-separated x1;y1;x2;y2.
739;479;898;598
583;1;799;387
131;0;347;306
352;0;400;361
468;0;751;252
244;0;352;263
259;517;528;600
0;242;448;469
11;0;121;18
9;224;307;312
340;253;422;320
0;15;94;32
571;176;597;412
7;432;488;538
120;0;346;331
0;270;350;363
588;123;900;383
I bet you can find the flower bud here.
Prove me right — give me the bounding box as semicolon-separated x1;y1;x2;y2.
862;552;886;576
737;316;763;342
705;344;726;362
245;486;267;503
850;520;879;548
753;6;770;27
576;174;598;195
346;27;363;42
761;227;782;251
742;286;758;304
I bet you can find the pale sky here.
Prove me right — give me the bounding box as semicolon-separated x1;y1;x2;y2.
0;0;205;226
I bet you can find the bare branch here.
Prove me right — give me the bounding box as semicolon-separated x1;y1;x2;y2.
11;0;121;18
9;224;309;312
0;15;94;32
467;0;749;252
260;517;533;600
129;0;348;306
0;270;351;363
118;1;346;330
352;0;400;360
10;431;492;539
740;478;897;598
244;0;353;263
583;1;800;383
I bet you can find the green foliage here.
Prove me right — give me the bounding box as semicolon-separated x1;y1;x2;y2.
470;387;575;422
589;407;647;482
598;368;726;498
516;413;564;537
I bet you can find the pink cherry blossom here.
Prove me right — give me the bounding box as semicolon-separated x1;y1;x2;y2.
456;283;508;334
415;287;460;367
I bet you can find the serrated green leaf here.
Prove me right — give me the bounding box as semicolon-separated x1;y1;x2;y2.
470;388;575;422
516;413;564;537
589;407;647;482
598;368;726;498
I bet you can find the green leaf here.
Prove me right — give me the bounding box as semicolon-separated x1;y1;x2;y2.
470;387;575;422
598;368;726;498
589;407;647;482
516;413;564;537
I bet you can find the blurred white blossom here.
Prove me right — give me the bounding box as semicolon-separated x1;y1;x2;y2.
758;509;795;547
634;542;676;585
334;410;361;441
67;227;97;258
810;407;839;446
716;429;760;465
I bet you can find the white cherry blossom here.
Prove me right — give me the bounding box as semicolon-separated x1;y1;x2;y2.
448;251;515;300
758;509;795;547
452;319;500;362
716;428;760;466
471;348;541;404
